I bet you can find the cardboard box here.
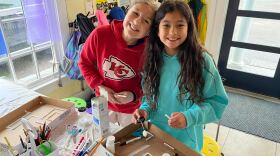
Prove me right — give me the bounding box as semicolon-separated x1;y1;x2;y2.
0;96;74;147
93;122;201;156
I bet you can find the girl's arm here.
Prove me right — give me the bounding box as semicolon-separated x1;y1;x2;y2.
139;96;153;120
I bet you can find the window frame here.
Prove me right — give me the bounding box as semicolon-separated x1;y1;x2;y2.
218;0;280;69
0;0;70;88
217;0;280;98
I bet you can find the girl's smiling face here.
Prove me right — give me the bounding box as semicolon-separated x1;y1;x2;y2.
158;10;188;56
122;3;155;45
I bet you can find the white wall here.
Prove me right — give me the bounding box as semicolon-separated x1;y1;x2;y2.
34;77;92;99
205;0;229;63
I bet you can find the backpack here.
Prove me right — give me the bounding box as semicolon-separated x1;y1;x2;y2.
76;13;95;44
61;13;95;80
63;30;84;80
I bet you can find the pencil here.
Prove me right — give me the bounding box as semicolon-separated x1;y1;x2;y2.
45;129;51;140
4;136;13;150
88;137;104;155
42;122;46;140
23;129;28;136
19;135;26;149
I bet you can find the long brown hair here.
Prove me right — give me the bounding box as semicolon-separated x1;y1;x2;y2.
143;0;206;109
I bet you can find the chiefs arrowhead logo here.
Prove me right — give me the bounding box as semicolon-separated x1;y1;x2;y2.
103;55;136;80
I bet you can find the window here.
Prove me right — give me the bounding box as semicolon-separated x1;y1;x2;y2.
0;0;62;87
219;0;280;78
217;0;280;98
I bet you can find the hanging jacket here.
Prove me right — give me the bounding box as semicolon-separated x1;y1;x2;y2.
95;10;109;27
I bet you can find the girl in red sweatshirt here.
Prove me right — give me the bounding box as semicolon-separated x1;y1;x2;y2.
79;0;158;127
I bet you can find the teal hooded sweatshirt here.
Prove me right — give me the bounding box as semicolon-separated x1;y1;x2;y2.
140;52;228;153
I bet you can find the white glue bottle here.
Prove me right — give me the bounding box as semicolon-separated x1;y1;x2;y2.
106;135;115;154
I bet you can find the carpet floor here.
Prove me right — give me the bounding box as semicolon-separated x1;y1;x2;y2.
220;92;280;143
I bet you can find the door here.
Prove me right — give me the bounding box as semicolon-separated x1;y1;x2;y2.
218;0;280;98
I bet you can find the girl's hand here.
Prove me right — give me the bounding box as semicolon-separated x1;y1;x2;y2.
168;112;187;128
132;109;148;124
99;85;120;104
114;91;134;104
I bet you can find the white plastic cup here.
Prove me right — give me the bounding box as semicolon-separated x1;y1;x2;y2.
106;135;115;154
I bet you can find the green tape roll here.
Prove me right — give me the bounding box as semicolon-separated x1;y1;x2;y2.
63;97;86;108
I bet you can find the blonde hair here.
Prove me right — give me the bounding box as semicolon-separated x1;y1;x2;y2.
129;0;159;11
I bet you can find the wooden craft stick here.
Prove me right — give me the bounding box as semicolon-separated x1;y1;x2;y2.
88;137;105;155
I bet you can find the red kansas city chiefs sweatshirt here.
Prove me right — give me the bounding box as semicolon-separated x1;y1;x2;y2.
78;20;145;114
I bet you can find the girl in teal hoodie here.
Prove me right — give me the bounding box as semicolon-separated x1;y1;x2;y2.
132;0;228;153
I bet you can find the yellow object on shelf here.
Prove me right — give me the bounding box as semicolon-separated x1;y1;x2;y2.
96;0;107;4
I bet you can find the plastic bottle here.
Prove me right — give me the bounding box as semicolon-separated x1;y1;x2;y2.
91;95;109;140
106;135;115;154
77;107;91;129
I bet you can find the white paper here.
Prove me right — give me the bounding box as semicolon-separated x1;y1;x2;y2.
0;78;41;117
